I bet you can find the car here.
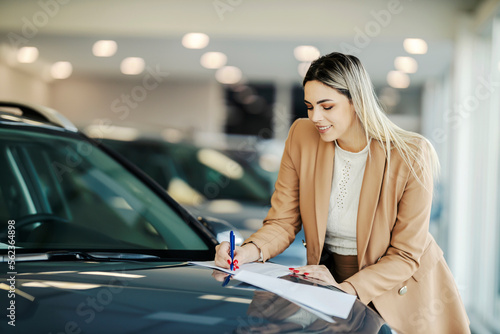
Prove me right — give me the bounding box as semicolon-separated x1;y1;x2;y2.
98;137;307;266
0;101;392;333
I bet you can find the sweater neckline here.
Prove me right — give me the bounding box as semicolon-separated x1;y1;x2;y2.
335;139;371;157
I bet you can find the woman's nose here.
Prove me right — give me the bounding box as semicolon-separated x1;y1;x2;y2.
309;107;323;122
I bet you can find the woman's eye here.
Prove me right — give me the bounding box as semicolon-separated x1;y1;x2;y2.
306;106;313;110
323;106;333;110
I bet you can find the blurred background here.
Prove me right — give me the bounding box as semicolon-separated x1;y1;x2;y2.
0;0;499;332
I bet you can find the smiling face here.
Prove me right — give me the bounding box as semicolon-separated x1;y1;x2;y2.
304;80;366;151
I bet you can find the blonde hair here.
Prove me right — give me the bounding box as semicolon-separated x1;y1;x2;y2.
303;52;440;187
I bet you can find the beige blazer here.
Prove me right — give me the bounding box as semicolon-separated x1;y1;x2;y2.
245;119;470;334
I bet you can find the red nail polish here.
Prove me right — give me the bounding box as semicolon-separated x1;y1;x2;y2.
227;259;231;264
234;260;238;264
304;272;309;275
235;265;239;269
289;268;295;270
293;270;299;273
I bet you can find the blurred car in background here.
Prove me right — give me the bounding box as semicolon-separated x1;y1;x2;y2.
99;137;307;266
0;101;390;333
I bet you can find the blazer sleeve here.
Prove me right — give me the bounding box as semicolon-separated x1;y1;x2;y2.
242;120;303;261
345;141;434;305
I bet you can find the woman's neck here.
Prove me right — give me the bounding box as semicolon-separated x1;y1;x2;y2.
337;122;368;153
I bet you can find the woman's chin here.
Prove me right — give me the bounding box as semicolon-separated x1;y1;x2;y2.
319;133;337;142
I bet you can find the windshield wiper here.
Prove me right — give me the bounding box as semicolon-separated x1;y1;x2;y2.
0;251;160;262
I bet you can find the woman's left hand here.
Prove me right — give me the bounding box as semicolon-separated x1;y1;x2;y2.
290;265;338;286
290;265;358;296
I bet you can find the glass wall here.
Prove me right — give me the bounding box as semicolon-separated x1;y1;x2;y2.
422;5;500;333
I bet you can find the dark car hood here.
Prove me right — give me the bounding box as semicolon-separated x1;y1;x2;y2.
0;261;390;334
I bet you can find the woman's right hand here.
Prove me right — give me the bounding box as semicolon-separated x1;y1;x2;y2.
214;241;261;270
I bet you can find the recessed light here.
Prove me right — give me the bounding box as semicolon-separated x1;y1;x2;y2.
294;46;320;62
387;71;410;89
17;46;39;63
201;52;227;69
120;57;145;75
182;33;209;49
215;66;242;84
394;56;418;73
50;61;72;79
93;40;117;57
403;38;428;54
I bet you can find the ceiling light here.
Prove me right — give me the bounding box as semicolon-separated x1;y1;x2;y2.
50;61;73;79
17;46;39;63
200;52;227;69
215;66;242;85
298;62;311;78
394;56;418;73
182;33;209;49
294;46;320;62
93;40;117;57
403;38;428;54
387;71;410;89
120;57;145;75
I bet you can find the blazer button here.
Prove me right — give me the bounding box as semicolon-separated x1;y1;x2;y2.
398;286;407;296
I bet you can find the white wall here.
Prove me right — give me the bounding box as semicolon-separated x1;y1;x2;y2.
0;53;227;138
0;62;50;105
49;75;226;136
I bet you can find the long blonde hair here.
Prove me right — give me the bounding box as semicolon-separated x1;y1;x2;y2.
303;52;440;187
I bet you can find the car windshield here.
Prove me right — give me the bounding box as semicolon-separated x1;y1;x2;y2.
0;128;209;252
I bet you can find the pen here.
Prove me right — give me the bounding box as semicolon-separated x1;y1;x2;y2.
230;230;235;271
222;274;231;287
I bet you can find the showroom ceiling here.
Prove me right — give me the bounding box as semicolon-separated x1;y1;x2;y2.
0;0;484;86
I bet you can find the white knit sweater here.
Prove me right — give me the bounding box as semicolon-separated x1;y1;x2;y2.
324;140;370;256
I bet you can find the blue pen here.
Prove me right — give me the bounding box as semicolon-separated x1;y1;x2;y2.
229;230;235;271
222;274;231;287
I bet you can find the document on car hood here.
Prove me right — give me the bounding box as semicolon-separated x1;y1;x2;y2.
189;261;291;278
234;270;356;319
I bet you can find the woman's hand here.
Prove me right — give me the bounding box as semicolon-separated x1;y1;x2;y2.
214;241;260;270
211;269;230;282
290;265;358;296
290;265;338;286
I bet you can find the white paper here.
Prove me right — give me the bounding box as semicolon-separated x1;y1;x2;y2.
288;300;337;323
189;261;291;278
233;270;356;319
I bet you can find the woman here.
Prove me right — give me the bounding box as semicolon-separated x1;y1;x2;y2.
214;52;469;333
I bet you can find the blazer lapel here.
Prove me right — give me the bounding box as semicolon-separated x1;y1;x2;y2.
356;140;387;268
313;139;335;262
